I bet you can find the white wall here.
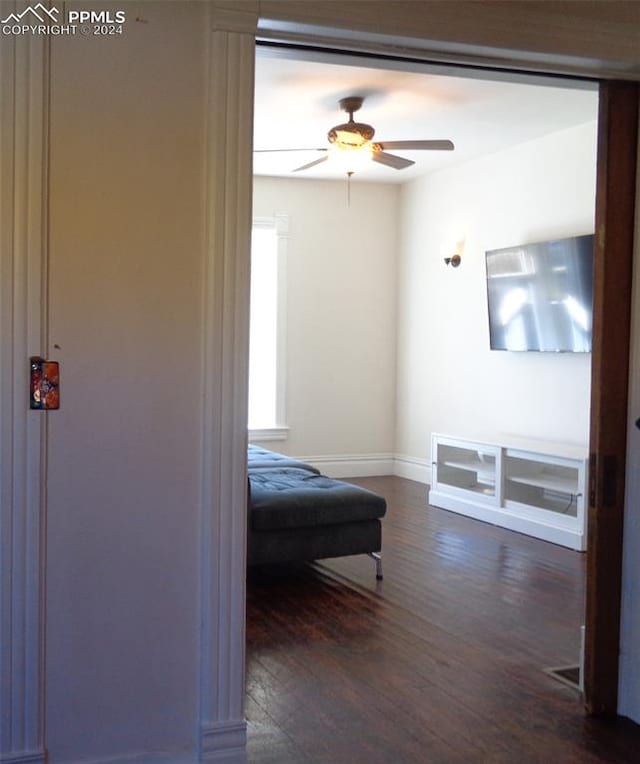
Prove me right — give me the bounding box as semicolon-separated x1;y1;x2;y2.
252;177;399;466
619;126;640;723
46;4;206;760
396;121;597;471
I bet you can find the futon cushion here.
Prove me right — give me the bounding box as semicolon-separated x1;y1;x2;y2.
249;467;387;531
248;444;320;474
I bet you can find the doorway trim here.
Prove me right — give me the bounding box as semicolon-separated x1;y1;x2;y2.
585;80;639;715
198;3;257;760
221;9;638;732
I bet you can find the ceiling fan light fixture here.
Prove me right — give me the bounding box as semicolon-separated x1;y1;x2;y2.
329;142;373;174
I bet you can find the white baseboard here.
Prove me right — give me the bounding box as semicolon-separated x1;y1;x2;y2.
0;752;46;764
297;452;433;482
302;453;395;478
54;752;193;764
393;455;431;485
3;738;242;764
200;720;247;763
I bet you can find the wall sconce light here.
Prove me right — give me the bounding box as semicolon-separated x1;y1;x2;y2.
444;254;462;267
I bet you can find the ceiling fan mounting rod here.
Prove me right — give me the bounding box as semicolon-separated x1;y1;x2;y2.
339;96;364;121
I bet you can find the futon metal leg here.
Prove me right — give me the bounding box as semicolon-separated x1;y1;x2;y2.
368;552;383;580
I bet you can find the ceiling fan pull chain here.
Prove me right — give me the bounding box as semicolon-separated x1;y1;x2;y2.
346;171;354;207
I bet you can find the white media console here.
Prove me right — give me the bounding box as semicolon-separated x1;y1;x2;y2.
428;434;588;551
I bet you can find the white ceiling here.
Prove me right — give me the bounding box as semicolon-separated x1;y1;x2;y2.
253;48;599;184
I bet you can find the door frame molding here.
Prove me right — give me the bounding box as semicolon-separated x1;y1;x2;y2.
232;18;638;721
198;3;257;760
585;81;639;715
235;14;638;715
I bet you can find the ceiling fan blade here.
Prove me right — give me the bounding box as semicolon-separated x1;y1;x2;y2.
292;155;329;172
255;148;327;153
371;151;415;170
377;140;455;151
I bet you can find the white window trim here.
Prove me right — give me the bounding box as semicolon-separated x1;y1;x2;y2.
248;426;290;442
249;213;288;437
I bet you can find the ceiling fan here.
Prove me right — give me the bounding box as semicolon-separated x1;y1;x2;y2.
255;96;454;174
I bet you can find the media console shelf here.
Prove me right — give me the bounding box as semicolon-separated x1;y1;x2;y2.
429;434;588;550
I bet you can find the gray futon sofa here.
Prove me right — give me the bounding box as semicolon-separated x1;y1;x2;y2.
247;445;386;578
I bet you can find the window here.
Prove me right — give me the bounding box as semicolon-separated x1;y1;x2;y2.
248;215;288;439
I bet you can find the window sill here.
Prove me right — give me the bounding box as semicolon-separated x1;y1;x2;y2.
248;426;290;442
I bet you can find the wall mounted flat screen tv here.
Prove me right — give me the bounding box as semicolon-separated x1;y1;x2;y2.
485;234;594;352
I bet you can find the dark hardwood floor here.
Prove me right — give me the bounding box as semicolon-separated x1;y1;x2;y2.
246;476;640;763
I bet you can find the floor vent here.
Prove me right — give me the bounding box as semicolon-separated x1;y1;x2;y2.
544;664;582;692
